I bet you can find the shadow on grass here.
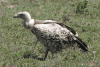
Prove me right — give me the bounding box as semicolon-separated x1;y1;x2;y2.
23;52;45;61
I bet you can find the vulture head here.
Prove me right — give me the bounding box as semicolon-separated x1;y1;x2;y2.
13;11;34;30
13;11;31;21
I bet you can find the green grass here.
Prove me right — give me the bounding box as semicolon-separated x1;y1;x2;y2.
0;0;100;67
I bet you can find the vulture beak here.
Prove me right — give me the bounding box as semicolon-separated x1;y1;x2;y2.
13;14;18;18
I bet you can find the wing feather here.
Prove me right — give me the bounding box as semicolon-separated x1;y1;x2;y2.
56;23;78;36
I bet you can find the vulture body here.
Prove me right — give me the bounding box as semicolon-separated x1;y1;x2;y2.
13;11;88;60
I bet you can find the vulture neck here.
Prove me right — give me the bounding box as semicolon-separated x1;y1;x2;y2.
23;15;34;30
23;15;31;22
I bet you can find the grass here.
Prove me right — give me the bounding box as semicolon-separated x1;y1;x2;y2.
0;0;100;67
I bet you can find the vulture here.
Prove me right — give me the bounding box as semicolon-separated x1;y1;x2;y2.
13;11;88;60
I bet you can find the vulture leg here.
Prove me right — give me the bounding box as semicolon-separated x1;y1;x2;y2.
43;48;49;60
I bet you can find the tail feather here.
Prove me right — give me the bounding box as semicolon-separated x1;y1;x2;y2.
75;36;88;52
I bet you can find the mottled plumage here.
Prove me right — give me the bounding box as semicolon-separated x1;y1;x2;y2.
13;11;88;60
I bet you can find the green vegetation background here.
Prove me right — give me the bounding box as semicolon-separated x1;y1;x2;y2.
0;0;100;67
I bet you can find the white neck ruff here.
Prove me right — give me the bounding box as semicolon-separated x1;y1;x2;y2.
23;19;35;30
